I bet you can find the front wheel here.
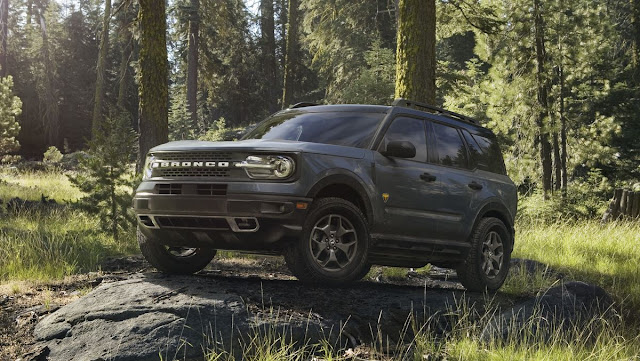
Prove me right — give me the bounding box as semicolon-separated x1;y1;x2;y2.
456;217;512;292
137;227;217;274
284;198;371;284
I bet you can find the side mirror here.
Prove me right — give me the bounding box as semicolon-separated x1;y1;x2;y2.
381;140;416;159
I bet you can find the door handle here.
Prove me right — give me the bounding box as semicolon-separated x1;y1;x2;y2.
420;173;437;182
468;181;483;190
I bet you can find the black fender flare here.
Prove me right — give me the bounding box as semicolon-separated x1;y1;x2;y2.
305;170;375;223
470;201;515;244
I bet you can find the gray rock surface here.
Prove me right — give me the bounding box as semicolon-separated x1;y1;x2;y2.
33;272;506;361
480;281;615;343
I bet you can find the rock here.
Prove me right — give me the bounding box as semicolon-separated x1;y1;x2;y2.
480;281;615;343
32;272;506;361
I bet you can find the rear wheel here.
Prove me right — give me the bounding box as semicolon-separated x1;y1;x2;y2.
137;227;216;274
284;198;371;284
456;217;511;292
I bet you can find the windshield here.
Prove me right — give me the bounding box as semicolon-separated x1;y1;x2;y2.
243;111;385;148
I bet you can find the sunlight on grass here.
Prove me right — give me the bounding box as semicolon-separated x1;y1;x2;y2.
514;220;640;308
0;168;83;202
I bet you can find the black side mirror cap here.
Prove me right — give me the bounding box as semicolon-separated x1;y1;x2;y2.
381;140;416;159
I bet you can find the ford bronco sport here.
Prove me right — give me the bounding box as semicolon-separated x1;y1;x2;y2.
134;99;517;291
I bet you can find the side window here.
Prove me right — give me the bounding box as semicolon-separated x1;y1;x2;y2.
461;130;482;169
379;117;427;162
471;134;507;175
431;122;468;168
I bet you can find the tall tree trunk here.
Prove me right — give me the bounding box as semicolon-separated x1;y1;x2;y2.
92;0;112;138
186;0;199;130
137;0;168;173
553;132;561;191
281;0;298;108
0;0;8;77
38;7;59;147
261;0;277;112
560;65;568;197
632;0;640;69
394;0;436;105
533;0;552;200
116;3;134;110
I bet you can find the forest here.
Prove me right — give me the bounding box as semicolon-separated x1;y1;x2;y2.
1;0;640;359
0;0;638;200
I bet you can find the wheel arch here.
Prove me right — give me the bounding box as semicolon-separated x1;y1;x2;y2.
306;172;374;224
471;202;515;245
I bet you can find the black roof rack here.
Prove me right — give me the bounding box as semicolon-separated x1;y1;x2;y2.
392;98;478;125
290;102;319;109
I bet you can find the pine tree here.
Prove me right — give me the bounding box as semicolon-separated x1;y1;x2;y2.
69;111;136;241
281;0;298;108
0;75;21;157
92;0;112;138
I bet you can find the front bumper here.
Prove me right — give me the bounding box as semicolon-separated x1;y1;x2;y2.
133;184;312;251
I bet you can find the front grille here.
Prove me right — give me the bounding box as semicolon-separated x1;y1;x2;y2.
152;151;233;161
157;168;230;178
155;216;230;230
151;151;235;178
157;184;182;195
197;184;228;196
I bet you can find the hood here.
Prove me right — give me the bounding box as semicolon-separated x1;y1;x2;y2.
149;139;367;159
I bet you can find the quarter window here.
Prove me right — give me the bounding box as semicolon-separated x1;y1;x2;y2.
432;122;468;168
379;117;427;162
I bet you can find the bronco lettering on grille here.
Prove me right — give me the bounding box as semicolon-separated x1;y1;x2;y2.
151;161;232;168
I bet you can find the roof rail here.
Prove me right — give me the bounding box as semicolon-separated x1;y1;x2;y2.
290;102;319;109
392;98;478;125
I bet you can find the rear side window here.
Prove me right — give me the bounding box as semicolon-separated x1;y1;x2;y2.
244;111;384;148
431;122;468;168
462;130;506;175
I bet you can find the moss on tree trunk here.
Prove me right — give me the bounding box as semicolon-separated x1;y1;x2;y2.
137;0;168;173
395;0;436;105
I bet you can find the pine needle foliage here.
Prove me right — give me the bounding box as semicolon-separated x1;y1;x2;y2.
0;76;21;157
68;112;137;242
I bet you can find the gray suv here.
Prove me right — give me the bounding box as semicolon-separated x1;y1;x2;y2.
134;99;517;291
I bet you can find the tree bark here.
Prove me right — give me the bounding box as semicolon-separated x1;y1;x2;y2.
395;0;436;105
533;0;553;200
137;0;168;173
38;6;59;147
281;0;298;108
560;65;568;197
0;0;8;77
261;0;277;112
92;0;112;138
553;132;561;191
117;7;133;110
186;0;199;130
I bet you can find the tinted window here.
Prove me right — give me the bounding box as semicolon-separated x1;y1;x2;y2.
244;111;384;148
379;117;427;162
432;122;468;168
471;133;506;175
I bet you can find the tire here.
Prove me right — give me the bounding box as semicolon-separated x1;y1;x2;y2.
137;227;217;275
284;197;371;285
456;217;512;292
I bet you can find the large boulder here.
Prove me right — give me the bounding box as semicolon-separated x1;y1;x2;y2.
32;272;502;361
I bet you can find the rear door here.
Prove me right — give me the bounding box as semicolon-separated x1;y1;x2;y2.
425;121;479;241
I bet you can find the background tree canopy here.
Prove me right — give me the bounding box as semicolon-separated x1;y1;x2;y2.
0;0;638;200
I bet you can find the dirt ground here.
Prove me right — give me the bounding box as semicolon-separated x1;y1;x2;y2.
0;255;479;361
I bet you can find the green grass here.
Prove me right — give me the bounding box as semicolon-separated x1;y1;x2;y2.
0;168;83;202
0;167;135;282
513;220;640;311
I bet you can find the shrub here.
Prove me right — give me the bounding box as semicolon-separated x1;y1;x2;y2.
43;146;64;164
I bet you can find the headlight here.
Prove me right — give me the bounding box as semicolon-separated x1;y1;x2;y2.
235;155;295;179
142;154;155;180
